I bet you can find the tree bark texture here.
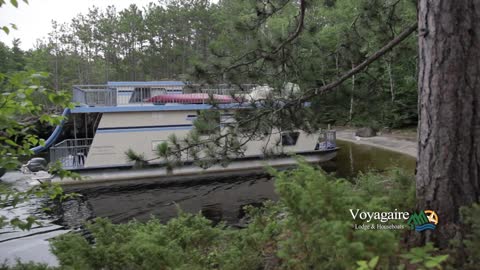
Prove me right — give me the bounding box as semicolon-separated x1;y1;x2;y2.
416;0;480;248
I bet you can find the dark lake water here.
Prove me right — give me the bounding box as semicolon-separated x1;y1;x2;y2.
73;140;416;225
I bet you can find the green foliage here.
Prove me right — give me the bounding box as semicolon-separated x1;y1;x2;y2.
354;168;416;212
356;256;379;270
0;71;72;170
125;148;148;168
0;1;437;268
43;163;449;270
155;141;170;157
0;260;53;270
270;161;407;269
2;0;417;129
304;0;417;128
194;110;221;135
125;109;248;169
455;203;480;269
0;68;79;231
51;214;232;270
401;243;449;270
0;0;27;35
47;161;81;181
47;205;263;269
1;18;79;232
9;0;220;88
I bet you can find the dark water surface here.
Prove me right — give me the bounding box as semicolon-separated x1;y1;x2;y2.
326;140;416;178
76;140;416;225
74;175;275;225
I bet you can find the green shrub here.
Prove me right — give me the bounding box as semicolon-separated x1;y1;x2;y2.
400;243;449;270
47;162;421;269
452;203;480;269
6;162;453;270
269;162;413;269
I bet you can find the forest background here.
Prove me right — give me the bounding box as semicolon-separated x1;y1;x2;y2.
0;0;417;130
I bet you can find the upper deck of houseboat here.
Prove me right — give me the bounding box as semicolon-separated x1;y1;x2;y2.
71;81;256;112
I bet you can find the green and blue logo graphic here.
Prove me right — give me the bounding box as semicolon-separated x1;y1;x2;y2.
407;210;438;232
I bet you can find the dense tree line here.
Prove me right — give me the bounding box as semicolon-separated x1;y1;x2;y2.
0;0;417;128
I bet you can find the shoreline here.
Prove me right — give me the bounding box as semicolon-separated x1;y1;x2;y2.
335;129;417;158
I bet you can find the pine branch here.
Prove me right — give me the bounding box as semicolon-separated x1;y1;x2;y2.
224;0;306;72
151;22;418;167
302;22;417;100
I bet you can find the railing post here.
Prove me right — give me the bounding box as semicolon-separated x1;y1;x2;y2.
113;88;117;106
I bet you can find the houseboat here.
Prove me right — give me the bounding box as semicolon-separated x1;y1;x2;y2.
32;81;338;186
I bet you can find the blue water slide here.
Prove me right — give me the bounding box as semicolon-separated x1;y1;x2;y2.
31;108;71;154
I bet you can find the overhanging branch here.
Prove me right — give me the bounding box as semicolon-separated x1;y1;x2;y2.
224;0;306;72
149;22;418;167
303;22;417;100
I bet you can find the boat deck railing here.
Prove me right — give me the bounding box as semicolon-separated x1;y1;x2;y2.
72;84;257;107
50;138;93;169
73;85;117;106
184;84;257;96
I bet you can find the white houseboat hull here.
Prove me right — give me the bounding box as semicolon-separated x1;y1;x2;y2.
83;109;327;168
51;149;337;187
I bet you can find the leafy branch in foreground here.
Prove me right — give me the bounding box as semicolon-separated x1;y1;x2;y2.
0;71;72;170
0;0;28;34
0;71;79;230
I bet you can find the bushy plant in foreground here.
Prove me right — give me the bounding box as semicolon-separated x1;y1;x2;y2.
11;162;473;269
451;203;480;270
269;163;415;269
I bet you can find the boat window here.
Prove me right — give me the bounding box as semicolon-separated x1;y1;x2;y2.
151;87;167;96
281;132;300;146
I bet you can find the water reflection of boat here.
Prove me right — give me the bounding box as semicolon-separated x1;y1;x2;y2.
31;81;338;185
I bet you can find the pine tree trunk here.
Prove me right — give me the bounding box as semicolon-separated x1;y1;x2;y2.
349;61;355;123
416;0;480;248
386;57;394;102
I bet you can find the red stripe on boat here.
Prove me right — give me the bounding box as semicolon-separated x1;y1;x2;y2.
147;94;238;104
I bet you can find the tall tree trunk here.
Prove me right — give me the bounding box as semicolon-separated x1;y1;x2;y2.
349;61;355;123
416;0;480;248
386;57;394;102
